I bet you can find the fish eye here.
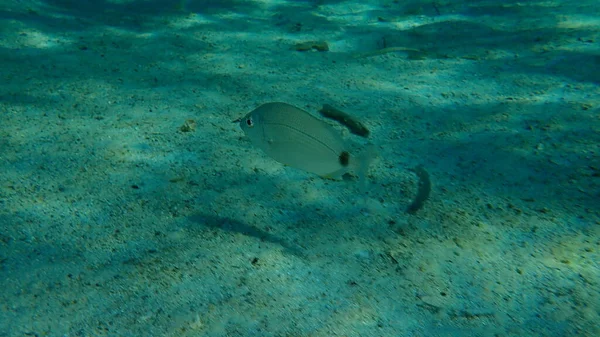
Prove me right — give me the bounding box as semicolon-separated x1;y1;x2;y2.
246;117;254;127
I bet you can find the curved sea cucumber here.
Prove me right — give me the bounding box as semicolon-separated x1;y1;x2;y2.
406;165;431;214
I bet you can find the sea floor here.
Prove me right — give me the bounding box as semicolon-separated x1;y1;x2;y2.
1;0;599;336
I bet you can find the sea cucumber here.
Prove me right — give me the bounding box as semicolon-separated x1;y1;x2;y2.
406;165;431;214
319;104;370;138
353;47;424;59
292;41;329;52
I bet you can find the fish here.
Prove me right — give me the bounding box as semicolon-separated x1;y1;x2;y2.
238;102;375;183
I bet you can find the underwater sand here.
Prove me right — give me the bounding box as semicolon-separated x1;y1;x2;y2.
1;0;599;336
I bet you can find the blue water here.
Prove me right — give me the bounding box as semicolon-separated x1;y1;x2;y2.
1;1;598;336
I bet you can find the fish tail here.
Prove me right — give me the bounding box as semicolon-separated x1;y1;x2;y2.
355;144;377;193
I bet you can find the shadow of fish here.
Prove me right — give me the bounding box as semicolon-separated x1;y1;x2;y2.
188;213;305;256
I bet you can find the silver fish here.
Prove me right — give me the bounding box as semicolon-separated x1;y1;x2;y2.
238;102;374;181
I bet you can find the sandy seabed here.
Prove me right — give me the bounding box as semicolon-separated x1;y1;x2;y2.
1;1;599;336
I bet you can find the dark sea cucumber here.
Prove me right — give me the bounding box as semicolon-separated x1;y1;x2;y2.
353;47;425;59
319;104;370;138
406;165;431;214
293;41;329;52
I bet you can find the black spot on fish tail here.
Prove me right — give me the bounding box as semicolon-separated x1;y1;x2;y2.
339;151;350;166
